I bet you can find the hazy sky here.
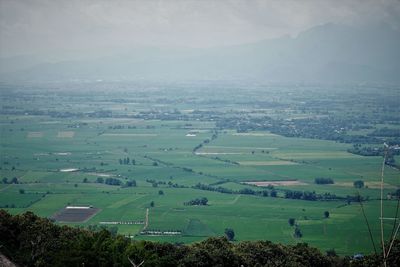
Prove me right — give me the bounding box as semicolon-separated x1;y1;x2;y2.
1;0;400;57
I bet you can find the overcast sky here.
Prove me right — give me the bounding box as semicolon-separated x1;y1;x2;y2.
1;0;400;57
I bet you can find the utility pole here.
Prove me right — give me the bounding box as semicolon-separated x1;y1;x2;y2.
380;143;388;267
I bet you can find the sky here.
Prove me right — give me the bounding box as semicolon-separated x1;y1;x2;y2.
1;0;400;57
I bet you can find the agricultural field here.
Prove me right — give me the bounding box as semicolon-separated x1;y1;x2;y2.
0;82;399;256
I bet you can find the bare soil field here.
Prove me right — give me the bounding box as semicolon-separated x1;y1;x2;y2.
27;132;43;138
195;152;243;155
59;168;79;172
334;181;397;189
57;131;75;138
243;180;307;187
52;206;100;222
203;145;278;150
231;132;278;136
86;172;113;177
238;160;299;166
102;133;158;137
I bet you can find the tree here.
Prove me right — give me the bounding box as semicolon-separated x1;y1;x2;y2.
324;211;330;218
288;218;295;226
2;177;8;184
294;226;302;238
96;177;104;183
158;190;164;195
184;197;208;206
326;249;337;257
270;190;277;197
314;177;334;184
11;177;19;184
200;197;208;205
125;180;136;187
82;178;88;183
105;178;122;186
224;228;235;241
150;201;154;207
19;189;25;194
353;180;364;188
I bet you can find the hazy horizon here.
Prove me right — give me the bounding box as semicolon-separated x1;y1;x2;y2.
1;0;400;58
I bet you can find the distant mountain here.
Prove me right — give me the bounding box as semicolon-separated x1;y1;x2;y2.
1;23;399;84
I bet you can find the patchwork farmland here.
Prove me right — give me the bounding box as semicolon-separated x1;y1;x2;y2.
0;83;399;256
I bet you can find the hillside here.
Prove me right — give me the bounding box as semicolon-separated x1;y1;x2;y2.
0;210;399;267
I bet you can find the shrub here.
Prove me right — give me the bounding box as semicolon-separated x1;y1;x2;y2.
353;180;365;188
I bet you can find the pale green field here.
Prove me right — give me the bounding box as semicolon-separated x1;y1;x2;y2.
1;115;399;256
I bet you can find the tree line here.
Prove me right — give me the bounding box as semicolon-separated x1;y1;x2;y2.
0;210;398;267
192;183;353;202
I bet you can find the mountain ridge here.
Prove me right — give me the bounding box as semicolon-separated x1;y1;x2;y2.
1;23;399;84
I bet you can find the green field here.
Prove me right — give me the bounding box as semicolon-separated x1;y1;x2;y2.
0;84;399;256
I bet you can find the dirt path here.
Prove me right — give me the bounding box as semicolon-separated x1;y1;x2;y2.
143;208;149;230
229;195;241;204
0;184;12;192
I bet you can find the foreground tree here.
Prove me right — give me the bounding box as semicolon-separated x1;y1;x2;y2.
0;210;399;267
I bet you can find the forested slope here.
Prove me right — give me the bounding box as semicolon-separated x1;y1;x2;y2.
0;210;399;267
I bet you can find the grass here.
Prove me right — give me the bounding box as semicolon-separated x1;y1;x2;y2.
0;114;399;256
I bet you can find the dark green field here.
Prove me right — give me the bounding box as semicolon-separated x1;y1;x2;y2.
0;83;399;255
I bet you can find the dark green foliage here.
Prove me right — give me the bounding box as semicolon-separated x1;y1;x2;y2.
284;190;318;201
326;248;337;257
353;180;365;189
324;211;330;218
315;177;334;184
238;188;256;195
105;177;122;186
96;177;104;183
288;218;295;226
119;157;132;165
158;190;164;195
18;189;25;194
184;197;208;206
224;228;235;241
294;226;303;238
1;210;399;267
181;237;240;267
389;189;400;198
124;180;136;187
